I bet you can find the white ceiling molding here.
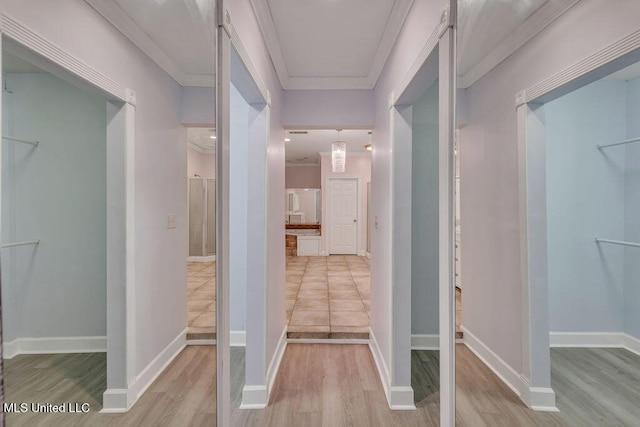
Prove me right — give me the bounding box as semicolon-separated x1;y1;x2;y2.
250;0;414;90
458;0;580;89
84;0;214;87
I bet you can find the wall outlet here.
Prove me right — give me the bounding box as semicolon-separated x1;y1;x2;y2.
167;214;177;229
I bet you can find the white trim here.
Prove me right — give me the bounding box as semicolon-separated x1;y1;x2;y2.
186;339;216;346
187;255;216;263
325;177;362;256
369;328;392;405
550;332;640;357
101;328;187;413
230;331;246;347
519;27;640;105
1;13;130;103
389;387;416;410
463;326;558;412
248;0;413;90
287;338;369;345
2;336;106;359
365;251;371;259
266;327;287;397
240;327;287;409
459;0;580;89
83;0;214;87
411;334;439;350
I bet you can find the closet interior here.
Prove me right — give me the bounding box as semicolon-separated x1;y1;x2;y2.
1;46;107;419
543;61;640;420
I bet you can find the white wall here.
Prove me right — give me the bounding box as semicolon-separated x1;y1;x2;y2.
181;86;215;126
1;0;189;386
370;0;448;390
459;0;640;372
226;0;286;376
283;90;374;128
320;154;371;254
545;80;626;333
187;146;215;179
411;80;439;335
625;76;640;339
1;72;106;343
229;83;249;332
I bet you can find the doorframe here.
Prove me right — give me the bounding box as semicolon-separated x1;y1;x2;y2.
0;13;137;412
516;28;640;411
383;0;456;422
325;176;363;256
216;2;275;424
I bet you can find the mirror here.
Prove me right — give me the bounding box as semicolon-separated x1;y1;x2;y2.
285;188;321;224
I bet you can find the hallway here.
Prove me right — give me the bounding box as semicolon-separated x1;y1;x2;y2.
286;255;370;339
187;261;216;340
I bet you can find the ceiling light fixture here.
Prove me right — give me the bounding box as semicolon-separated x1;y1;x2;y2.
364;144;372;151
332;129;346;173
210;135;216;139
284;138;291;142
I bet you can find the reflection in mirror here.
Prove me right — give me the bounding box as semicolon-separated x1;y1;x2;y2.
285;188;321;224
1;0;216;424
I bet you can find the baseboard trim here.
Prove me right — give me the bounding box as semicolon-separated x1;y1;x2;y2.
240;326;287;409
3;336;106;359
411;334;439;350
462;326;557;411
365;252;371;259
368;327;416;409
230;331;246;347
187;255;216;262
186;339;216;346
550;332;640;357
287;338;369;345
358;250;366;256
101;328;187;413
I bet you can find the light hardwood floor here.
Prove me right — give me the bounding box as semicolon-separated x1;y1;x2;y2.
4;344;640;426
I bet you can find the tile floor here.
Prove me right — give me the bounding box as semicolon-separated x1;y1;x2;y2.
286;255;371;339
187;261;216;340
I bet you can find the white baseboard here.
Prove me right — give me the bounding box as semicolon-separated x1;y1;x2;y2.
358;250;366;256
287;338;369;345
3;336;106;359
320;250;328;256
411;334;439;350
369;328;415;410
550;332;640;357
231;331;246;347
240;326;287;409
365;252;371;259
101;328;187;413
186;339;216;346
187;255;216;263
462;326;557;412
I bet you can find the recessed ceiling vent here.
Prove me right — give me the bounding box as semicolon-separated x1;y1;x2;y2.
289;131;308;135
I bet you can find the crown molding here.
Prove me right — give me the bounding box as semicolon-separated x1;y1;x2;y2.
250;0;414;90
459;0;580;89
84;0;214;87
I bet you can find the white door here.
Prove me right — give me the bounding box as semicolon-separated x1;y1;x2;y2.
329;179;358;254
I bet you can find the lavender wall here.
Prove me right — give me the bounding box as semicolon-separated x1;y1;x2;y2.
285;165;321;188
283;90;374;128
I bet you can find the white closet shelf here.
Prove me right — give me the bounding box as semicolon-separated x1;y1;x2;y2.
595;238;640;248
597;136;640;150
2;135;40;146
1;239;40;249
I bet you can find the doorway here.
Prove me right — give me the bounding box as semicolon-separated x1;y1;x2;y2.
327;178;359;255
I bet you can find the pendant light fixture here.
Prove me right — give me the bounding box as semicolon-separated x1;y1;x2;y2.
331;129;346;173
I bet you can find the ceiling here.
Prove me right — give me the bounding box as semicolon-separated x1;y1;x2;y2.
188;127;216;153
457;0;580;88
251;0;413;90
2;52;44;73
285;129;372;165
85;0;215;87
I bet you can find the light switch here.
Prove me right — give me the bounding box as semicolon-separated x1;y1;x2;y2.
167;214;177;229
